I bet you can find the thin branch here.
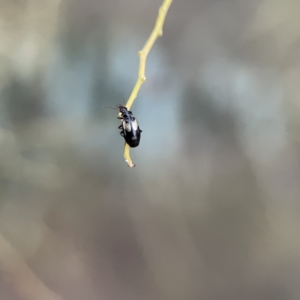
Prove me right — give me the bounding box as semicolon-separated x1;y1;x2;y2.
123;0;173;167
124;142;136;168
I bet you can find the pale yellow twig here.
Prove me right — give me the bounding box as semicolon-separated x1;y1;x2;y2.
124;142;136;168
123;0;173;167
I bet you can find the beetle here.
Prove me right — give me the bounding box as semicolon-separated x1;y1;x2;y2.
117;105;142;148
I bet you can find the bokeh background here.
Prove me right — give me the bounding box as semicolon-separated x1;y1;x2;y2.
1;0;300;299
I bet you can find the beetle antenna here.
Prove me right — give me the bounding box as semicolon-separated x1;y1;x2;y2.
102;106;118;110
122;91;126;105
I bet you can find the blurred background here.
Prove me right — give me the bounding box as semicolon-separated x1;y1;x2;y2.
0;0;300;299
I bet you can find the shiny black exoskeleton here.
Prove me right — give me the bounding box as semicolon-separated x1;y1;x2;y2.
117;105;142;148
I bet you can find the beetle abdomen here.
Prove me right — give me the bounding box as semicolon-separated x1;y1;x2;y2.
117;106;142;148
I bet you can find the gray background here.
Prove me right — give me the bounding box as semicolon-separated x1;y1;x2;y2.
0;0;300;299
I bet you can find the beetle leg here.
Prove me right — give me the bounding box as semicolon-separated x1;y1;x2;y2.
119;131;124;137
118;125;122;129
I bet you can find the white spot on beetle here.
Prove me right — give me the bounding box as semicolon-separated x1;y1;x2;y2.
131;119;139;131
123;121;131;132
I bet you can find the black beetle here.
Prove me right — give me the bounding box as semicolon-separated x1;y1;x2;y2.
117;105;142;148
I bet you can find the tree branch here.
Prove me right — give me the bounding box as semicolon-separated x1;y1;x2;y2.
123;0;173;167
